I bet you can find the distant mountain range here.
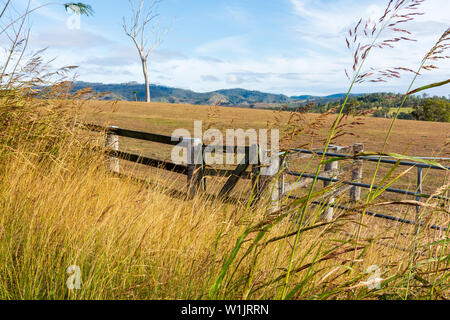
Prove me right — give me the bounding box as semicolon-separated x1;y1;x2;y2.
72;81;362;108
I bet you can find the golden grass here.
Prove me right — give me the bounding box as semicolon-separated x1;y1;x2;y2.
0;99;448;300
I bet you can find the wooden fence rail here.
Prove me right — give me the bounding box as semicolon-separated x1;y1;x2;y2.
89;124;259;200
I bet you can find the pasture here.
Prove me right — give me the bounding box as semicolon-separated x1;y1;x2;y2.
82;99;449;262
82;100;450;210
83;100;449;156
0;97;448;300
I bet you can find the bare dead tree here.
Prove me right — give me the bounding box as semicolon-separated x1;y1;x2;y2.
123;0;168;103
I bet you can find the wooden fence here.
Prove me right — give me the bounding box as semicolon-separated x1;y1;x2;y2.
87;124;259;200
86;124;449;231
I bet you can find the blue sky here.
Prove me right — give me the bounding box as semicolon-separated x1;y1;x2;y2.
11;0;450;96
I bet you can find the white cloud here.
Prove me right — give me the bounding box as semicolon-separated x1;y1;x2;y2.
30;27;112;49
10;0;449;96
195;35;250;57
78;0;450;96
224;5;249;25
286;0;450;95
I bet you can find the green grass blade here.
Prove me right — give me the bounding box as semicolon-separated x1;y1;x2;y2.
407;79;450;96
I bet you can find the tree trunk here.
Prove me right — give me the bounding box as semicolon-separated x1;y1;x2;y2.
141;58;150;102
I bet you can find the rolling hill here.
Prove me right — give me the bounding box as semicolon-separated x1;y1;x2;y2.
71;81;360;107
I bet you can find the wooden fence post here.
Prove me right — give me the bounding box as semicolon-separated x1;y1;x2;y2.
186;138;203;199
258;151;268;195
250;144;260;190
322;146;339;222
350;143;364;202
416;167;423;216
279;154;286;201
105;126;120;173
201;145;207;192
259;149;282;213
250;144;264;206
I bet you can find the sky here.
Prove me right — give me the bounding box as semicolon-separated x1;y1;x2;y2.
8;0;450;96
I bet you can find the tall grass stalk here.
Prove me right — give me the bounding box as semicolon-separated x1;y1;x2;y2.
281;0;430;299
355;26;450;298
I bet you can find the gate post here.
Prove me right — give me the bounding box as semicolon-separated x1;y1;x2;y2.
350;143;364;202
322;146;339;221
187;138;203;199
250;144;261;191
259;149;282;213
416;167;423;216
105;126;120;173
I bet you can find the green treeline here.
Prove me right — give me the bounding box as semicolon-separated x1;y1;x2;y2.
293;93;450;122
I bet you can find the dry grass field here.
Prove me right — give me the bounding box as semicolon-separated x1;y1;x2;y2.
1;0;449;302
80;99;449;239
1;96;448;300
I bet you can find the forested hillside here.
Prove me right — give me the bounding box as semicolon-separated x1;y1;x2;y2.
72;82;449;122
